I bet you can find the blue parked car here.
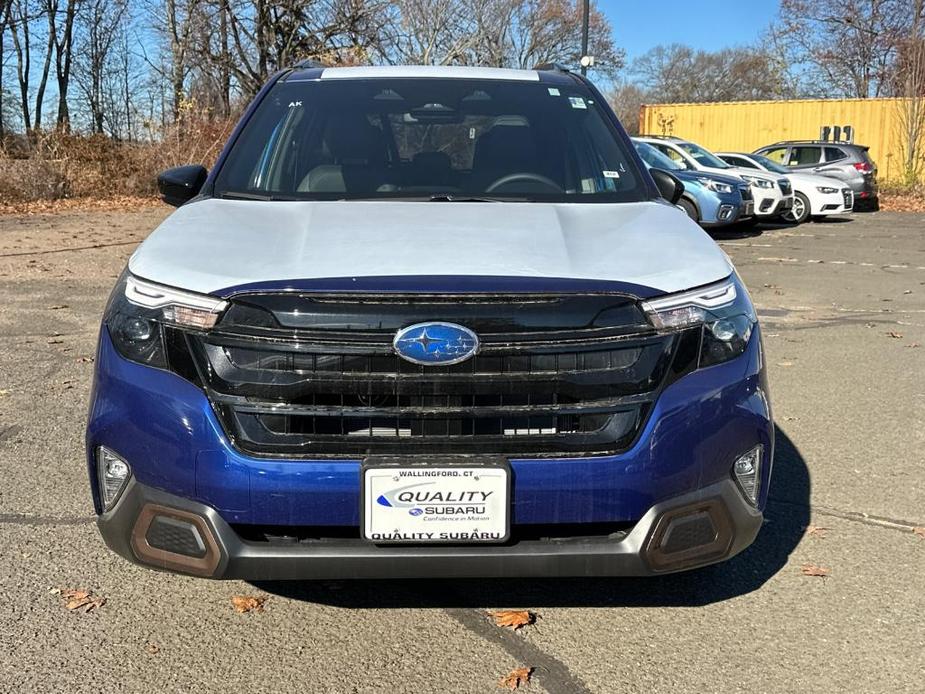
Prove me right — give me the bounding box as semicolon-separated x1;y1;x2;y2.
87;64;772;580
633;140;753;227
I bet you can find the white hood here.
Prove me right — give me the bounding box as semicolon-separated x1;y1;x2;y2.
785;171;846;189
129;198;733;297
727;167;778;182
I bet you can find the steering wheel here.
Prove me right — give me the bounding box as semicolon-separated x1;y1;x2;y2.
485;172;564;193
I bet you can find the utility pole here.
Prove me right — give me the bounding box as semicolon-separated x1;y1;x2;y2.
580;0;590;75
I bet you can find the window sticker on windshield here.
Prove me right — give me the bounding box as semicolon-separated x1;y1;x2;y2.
603;170;621;178
547;88;560;96
569;96;587;109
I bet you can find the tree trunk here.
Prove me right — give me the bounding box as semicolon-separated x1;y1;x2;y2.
219;0;230;117
33;2;57;132
54;0;77;131
10;0;31;136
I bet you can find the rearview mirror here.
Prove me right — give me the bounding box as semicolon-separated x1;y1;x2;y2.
157;165;208;207
650;168;684;205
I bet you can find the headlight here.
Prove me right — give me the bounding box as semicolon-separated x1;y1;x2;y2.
641;275;757;368
698;177;734;194
816;186;838;194
741;175;774;189
104;273;227;367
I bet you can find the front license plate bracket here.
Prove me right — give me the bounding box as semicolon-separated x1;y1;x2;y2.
361;456;511;545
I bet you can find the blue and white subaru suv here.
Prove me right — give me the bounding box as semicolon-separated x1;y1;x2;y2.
87;64;773;580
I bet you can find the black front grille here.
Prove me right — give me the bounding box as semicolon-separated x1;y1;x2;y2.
738;185;753;201
778;179;792;195
175;293;699;458
843;189;853;209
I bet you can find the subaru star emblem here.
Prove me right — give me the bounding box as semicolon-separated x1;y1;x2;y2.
393;322;480;366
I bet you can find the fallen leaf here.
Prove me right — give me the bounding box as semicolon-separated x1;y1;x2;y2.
145;642;160;654
805;525;828;539
499;667;533;690
886;331;903;339
47;304;69;310
913;527;925;539
60;588;106;612
801;564;830;578
906;343;920;348
231;595;265;613
76;356;95;363
489;610;534;630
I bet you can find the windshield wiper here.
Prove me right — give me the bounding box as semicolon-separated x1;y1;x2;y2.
427;194;531;202
220;190;298;201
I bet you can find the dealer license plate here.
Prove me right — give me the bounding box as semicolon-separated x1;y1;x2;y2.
362;459;510;544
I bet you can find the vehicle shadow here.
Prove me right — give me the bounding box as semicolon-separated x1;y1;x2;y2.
253;427;809;609
707;223;767;240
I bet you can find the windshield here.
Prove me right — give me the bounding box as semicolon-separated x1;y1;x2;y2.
634;141;682;171
213;78;646;203
677;142;730;169
751;154;790;175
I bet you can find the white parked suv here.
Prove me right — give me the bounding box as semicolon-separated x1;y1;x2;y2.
636;136;794;221
716;152;853;224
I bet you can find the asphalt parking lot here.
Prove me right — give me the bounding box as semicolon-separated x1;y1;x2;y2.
1;208;923;693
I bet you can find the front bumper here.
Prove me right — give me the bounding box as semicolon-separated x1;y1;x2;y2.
87;323;773;579
98;475;763;579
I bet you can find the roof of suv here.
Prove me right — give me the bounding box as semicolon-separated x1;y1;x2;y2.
760;140;870;150
284;64;580;87
636;135;684;142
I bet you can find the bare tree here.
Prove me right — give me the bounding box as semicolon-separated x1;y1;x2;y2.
73;0;128;133
214;0;388;99
0;0;12;137
494;0;622;75
607;81;646;135
384;0;478;65
773;0;912;98
7;0;42;132
45;0;79;130
632;43;791;103
895;0;925;184
384;0;622;75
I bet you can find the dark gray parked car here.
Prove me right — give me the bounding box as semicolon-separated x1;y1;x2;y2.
754;140;878;208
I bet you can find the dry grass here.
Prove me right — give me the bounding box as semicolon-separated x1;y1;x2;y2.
880;182;925;213
0;111;236;208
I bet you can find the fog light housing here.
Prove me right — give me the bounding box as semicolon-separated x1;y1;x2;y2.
98;446;131;510
732;445;763;506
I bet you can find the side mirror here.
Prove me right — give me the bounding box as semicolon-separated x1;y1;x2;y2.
157;165;208;207
650;168;684;205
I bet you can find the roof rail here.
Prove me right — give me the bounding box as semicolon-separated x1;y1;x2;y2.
532;62;571;72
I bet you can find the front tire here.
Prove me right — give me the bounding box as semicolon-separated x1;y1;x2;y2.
677;197;698;222
782;192;810;224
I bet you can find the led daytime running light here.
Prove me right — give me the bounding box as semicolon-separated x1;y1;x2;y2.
642;280;737;329
125;276;227;329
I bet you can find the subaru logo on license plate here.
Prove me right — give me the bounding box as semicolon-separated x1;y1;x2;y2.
393;322;480;366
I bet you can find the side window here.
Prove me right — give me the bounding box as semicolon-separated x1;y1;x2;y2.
761;147;789;164
790;146;822;166
824;147;847;162
729;156;757;169
655;145;688;169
